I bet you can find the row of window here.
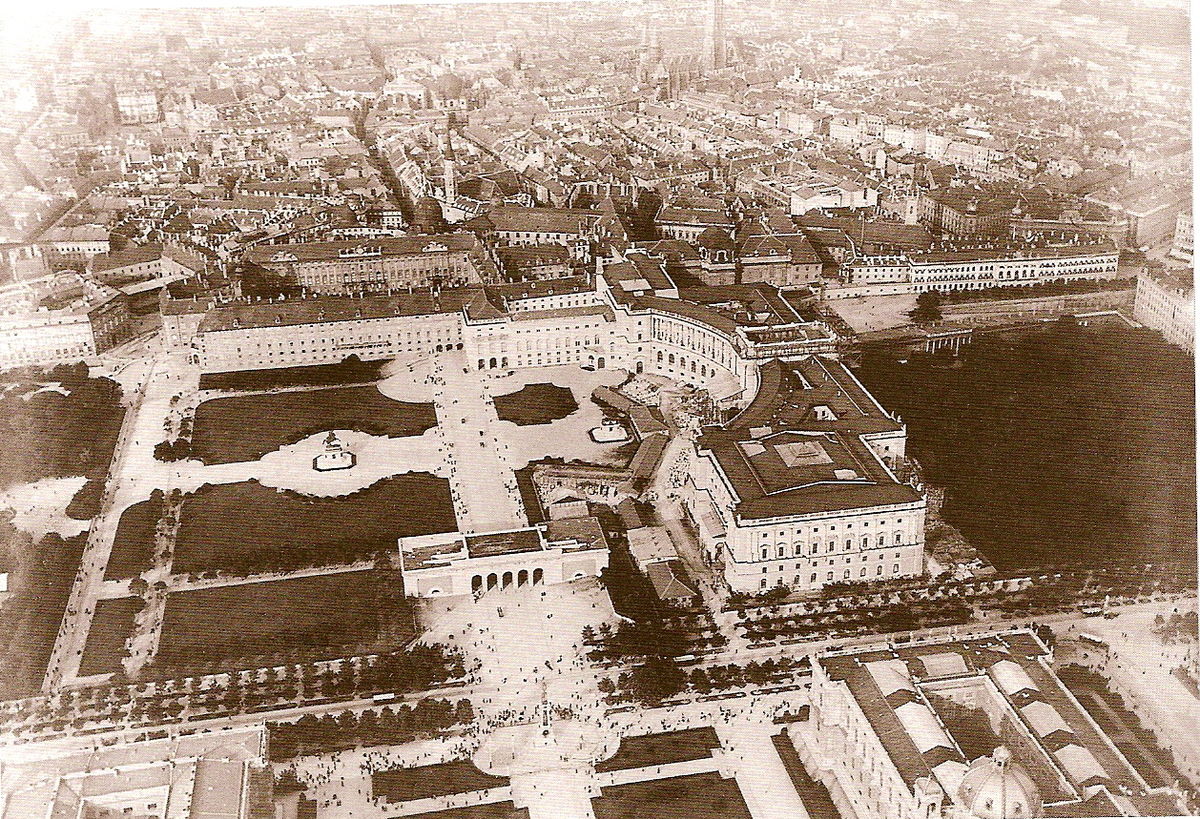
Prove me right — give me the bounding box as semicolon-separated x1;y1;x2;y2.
759;534;906;560
759;563;902;589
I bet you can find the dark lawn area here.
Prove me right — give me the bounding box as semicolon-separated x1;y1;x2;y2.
106;498;160;579
771;731;841;819
595;727;721;772
373;761;509;803
0;364;125;485
405;804;529;819
493;383;577;426
65;478;105;521
172;475;456;576
591;772;752;819
0;532;85;699
156;569;410;671
855;324;1196;583
191;386;436;464
79;596;142;676
513;466;545;524
198;358;387;392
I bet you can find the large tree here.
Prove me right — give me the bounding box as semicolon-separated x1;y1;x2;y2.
909;290;943;325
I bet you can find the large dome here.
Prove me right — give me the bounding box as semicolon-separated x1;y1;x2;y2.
957;747;1042;819
434;72;465;98
413;196;447;228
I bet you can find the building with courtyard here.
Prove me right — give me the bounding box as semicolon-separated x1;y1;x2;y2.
793;629;1188;819
245;233;496;294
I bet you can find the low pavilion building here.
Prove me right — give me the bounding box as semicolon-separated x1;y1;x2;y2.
398;519;609;597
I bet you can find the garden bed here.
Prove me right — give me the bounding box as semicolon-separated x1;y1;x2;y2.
106;497;161;579
78;596;143;676
403;804;529;819
198;358;387;392
190;386;436;464
595;727;720;772
373;760;509;803
172;475;455;576
493;383;577;426
156;570;410;672
591;772;751;819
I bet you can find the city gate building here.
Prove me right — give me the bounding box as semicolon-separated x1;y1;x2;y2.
398;519;610;598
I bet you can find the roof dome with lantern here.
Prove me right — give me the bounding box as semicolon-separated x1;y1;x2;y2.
956;747;1042;819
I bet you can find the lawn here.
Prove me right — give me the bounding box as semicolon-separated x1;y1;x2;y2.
106;498;160;579
595;727;721;772
591;772;752;819
373;760;510;803
78;596;143;676
198;357;387;392
172;475;456;576
0;363;125;486
190;386;436;464
156;569;411;672
0;531;85;698
493;383;577;426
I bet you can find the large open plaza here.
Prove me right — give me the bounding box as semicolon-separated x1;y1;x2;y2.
34;350;640;691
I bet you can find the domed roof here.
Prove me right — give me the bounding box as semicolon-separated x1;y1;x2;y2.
957;747;1041;819
434;72;465;98
413;196;446;226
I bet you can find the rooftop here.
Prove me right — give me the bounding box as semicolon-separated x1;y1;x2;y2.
699;356;917;519
246;234;479;266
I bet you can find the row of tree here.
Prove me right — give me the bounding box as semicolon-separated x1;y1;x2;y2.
267;698;473;762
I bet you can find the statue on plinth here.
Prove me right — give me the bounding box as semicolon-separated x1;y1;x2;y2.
313;431;357;471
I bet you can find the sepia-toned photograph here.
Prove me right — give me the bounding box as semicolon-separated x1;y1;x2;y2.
0;0;1194;816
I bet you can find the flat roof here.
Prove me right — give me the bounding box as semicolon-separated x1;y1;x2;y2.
465;528;544;559
699;356;917;519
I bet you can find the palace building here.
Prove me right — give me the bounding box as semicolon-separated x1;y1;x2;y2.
184;249;934;596
687;355;924;594
833;244;1120;298
1134;268;1194;353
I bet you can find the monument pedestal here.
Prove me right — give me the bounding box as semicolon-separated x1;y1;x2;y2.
312;432;356;471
